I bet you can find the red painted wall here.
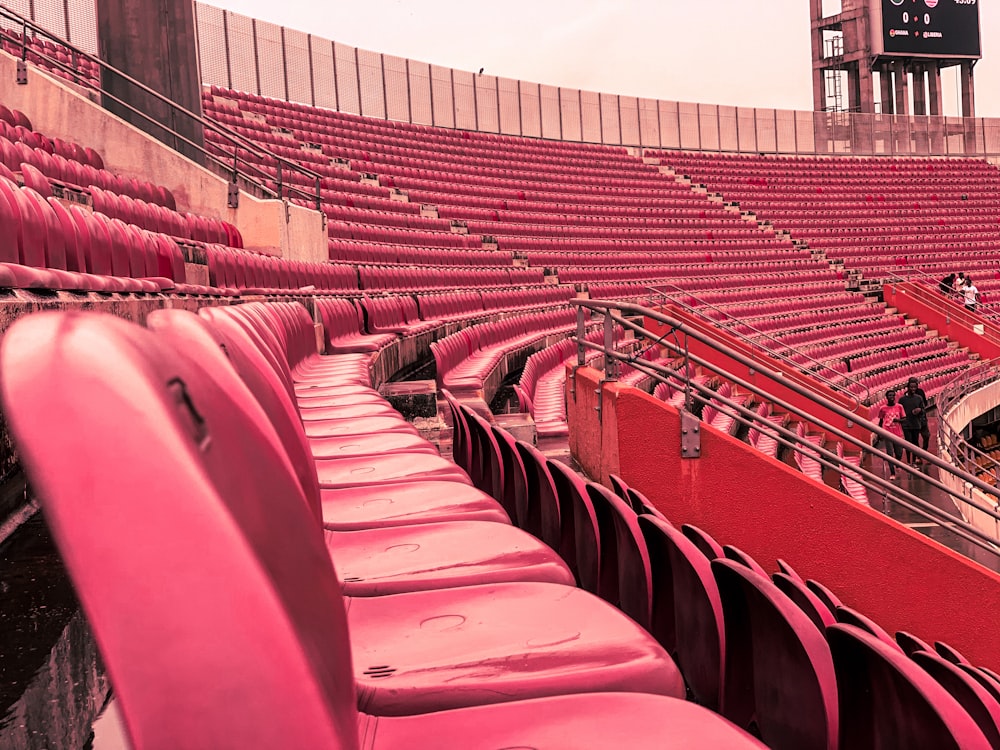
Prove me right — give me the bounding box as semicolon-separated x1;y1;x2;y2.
885;282;1000;362
568;365;1000;670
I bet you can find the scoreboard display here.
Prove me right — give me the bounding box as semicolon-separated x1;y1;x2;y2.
875;0;981;58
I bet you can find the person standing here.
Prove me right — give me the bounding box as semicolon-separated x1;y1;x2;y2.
906;376;931;453
954;272;967;298
899;380;928;465
963;275;980;312
877;389;906;479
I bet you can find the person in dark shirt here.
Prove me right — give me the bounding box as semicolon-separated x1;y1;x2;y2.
899;379;928;465
906;376;930;452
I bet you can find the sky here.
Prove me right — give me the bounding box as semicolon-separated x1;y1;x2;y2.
207;0;1000;118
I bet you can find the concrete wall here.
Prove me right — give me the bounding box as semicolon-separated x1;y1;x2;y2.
0;51;327;263
568;365;1000;671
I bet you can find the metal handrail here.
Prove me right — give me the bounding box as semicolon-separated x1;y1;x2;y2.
0;5;324;211
572;298;1000;565
883;269;1000;331
644;282;870;408
936;358;1000;479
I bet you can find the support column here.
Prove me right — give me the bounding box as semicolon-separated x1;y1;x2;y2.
961;61;978;154
880;63;894;114
893;60;910;116
912;65;927;116
857;58;875;114
927;62;944;153
961;61;976;118
96;0;204;162
927;63;942;116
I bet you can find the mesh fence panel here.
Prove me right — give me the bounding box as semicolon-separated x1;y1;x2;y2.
560;88;581;142
497;77;521;135
620;96;640;146
255;20;285;101
284;28;311;106
67;0;96;53
795;110;816;153
35;0;67;44
539;84;560;140
519;82;541;138
658;100;680;150
430;64;454;128
581;90;601;143
196;3;228;89
718;105;738;151
408;60;432;125
698;104;719;151
756;109;777;152
600;93;620;145
678;102;699;150
357;48;385;119
638;98;659;149
736;107;757;152
226;11;257;96
453;69;475;130
310;38;336;110
475;74;498;133
775;109;796;153
334;42;360;115
383;54;409;122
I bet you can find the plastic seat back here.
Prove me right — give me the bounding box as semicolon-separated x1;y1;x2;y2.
712;558;839;750
639;515;724;710
546;458;600;594
587;482;652;629
829;624;990;750
0;312;359;749
515;441;561;550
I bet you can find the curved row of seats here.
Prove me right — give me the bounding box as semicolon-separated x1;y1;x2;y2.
515;328;619;443
205;245;357;295
0;301;771;748
0;174;195;293
430;308;579;397
451;394;999;749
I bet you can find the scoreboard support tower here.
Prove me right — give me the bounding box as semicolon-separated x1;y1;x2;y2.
810;0;979;117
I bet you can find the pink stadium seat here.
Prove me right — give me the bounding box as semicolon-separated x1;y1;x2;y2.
828;624;990;749
712;558;838;749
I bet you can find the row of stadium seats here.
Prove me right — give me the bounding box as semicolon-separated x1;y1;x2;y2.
2;301;779;748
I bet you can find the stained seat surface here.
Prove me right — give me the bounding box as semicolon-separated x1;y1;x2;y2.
321;480;511;531
315;452;472;488
348;581;686;716
327;521;575;596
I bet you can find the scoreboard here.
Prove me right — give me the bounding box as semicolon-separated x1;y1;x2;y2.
873;0;981;58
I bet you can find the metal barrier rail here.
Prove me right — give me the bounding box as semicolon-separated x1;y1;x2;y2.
573;299;1000;564
936;358;1000;479
643;282;870;409
0;5;325;212
883;269;1000;334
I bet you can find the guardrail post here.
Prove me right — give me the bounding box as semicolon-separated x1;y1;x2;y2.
576;307;586;366
604;314;618;380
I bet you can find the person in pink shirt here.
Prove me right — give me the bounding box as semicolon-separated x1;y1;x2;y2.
877;389;906;479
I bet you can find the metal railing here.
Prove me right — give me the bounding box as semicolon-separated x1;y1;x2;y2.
573;299;1000;567
643;282;870;408
883;269;1000;333
0;4;325;212
936;358;1000;480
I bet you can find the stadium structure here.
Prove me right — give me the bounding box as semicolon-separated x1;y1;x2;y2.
2;0;1000;747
